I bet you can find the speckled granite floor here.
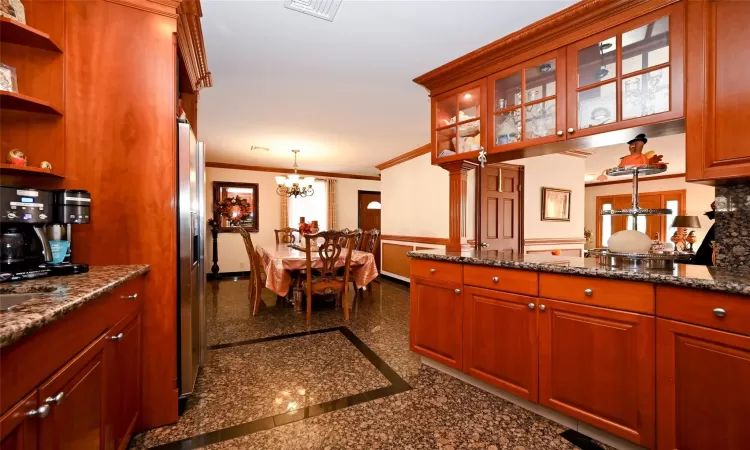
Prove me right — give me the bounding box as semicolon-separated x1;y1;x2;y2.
130;278;613;450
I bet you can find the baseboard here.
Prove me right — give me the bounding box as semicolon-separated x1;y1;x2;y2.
420;357;646;450
206;271;250;281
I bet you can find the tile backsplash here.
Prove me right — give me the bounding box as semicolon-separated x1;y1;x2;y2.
715;184;750;268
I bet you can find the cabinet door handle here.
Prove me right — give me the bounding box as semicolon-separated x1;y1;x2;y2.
584;288;593;296
492;276;499;283
713;308;726;318
528;303;535;309
45;392;65;406
26;404;50;419
539;304;546;311
121;293;138;299
108;332;124;341
567;127;575;134
454;289;461;294
556;130;563;136
429;269;436;274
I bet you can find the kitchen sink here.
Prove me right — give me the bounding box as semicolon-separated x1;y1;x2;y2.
0;293;35;312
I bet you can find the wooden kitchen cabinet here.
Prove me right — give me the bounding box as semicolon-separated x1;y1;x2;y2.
1;391;40;450
105;311;142;450
410;276;463;369
538;298;655;448
38;335;106;450
463;287;538;401
656;318;750;449
685;0;750;182
565;3;684;139
488;49;566;154
432;79;487;164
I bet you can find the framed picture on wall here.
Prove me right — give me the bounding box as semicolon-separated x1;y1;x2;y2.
212;181;260;232
541;187;571;221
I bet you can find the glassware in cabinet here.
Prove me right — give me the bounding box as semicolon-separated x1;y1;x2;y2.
433;82;486;160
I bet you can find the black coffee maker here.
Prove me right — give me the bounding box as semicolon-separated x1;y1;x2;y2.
1;186;55;281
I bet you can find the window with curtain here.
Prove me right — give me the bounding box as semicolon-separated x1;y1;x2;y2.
288;179;328;230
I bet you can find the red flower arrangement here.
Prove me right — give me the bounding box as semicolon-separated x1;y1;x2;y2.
214;195;251;225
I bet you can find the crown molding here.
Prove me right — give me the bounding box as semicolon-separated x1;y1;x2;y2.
375;144;431;171
205;162;381;181
177;0;212;91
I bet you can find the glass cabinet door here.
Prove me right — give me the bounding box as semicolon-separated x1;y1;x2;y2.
490;50;565;152
569;5;682;137
434;83;484;160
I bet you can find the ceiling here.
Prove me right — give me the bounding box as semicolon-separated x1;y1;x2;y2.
198;0;576;176
584;133;687;183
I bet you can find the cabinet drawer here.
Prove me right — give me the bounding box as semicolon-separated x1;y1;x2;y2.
464;265;538;296
656;286;750;336
410;259;462;284
539;273;654;314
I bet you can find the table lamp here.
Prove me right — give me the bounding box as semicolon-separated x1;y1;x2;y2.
670;216;702;252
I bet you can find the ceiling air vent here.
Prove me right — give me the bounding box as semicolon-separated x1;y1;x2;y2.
284;0;342;22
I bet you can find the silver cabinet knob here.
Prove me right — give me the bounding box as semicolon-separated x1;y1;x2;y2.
713;308;726;318
454;289;461;294
45;392;65;405
567;127;575;134
27;404;50;418
429;269;436;274
528;303;535;309
121;293;138;299
492;276;499;283
556;130;563;136
108;332;124;341
584;288;593;296
539;304;546;311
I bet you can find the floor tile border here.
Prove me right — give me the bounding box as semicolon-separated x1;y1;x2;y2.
150;327;411;450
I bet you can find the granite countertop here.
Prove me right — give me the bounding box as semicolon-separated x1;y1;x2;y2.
0;265;150;348
407;249;750;297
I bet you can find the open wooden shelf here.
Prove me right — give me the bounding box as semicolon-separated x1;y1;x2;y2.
0;163;63;177
0;91;62;115
0;17;61;52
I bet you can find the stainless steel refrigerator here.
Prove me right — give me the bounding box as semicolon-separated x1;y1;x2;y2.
177;121;205;401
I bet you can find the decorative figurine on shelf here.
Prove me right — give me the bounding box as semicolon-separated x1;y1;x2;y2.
6;149;27;166
618;134;665;168
0;63;18;92
40;161;52;170
0;0;25;24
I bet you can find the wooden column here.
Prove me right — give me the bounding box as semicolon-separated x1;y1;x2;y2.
440;161;478;251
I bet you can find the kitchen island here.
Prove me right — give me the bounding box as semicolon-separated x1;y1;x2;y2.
407;249;750;449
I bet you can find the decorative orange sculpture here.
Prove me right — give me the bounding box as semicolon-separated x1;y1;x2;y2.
618;134;665;167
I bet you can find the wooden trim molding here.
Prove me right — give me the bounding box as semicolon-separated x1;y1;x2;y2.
205;162;381;181
381;235;450;245
104;0;180;17
586;173;685;187
561;149;594;158
413;0;677;94
375;144;431;171
177;0;212;91
524;237;587;246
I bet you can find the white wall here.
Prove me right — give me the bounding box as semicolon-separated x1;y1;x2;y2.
381;153;450;238
205;167;380;273
585;177;715;249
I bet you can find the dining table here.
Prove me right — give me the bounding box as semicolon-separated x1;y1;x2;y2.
256;243;379;311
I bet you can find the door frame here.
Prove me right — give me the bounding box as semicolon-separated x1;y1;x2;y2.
475;163;524;252
357;190;381;229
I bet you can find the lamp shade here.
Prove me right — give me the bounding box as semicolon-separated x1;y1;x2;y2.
671;215;701;228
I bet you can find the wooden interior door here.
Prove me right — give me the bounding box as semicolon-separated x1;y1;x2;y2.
538;299;655;447
656;318;750;449
358;191;381;231
480;164;521;252
463;287;538;401
409;278;463;369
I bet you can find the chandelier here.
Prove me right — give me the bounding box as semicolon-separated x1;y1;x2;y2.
275;150;315;198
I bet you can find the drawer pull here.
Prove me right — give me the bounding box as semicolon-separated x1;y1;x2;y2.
454;289;461;294
528;303;535;310
713;308;726;318
584;288;593;296
45;392;65;406
108;332;124;341
26;404;50;419
539;304;546;311
121;293;138;300
492;276;499;283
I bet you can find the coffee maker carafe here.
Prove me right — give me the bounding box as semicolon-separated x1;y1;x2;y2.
1;187;55;281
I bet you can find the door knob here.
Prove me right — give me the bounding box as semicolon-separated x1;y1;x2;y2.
528;303;535;309
713;308;726;318
584;288;593;296
108;332;124;341
45;392;65;406
455;289;461;294
492;276;499;283
480;242;489;248
567;128;575;134
26;404;50;419
556;130;563;136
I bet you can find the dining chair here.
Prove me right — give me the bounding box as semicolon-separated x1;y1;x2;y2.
275;227;298;244
239;227;267;316
355;228;381;297
302;230;356;325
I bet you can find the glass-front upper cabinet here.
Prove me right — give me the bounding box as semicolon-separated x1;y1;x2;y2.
488;49;566;152
433;79;486;162
566;4;684;138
